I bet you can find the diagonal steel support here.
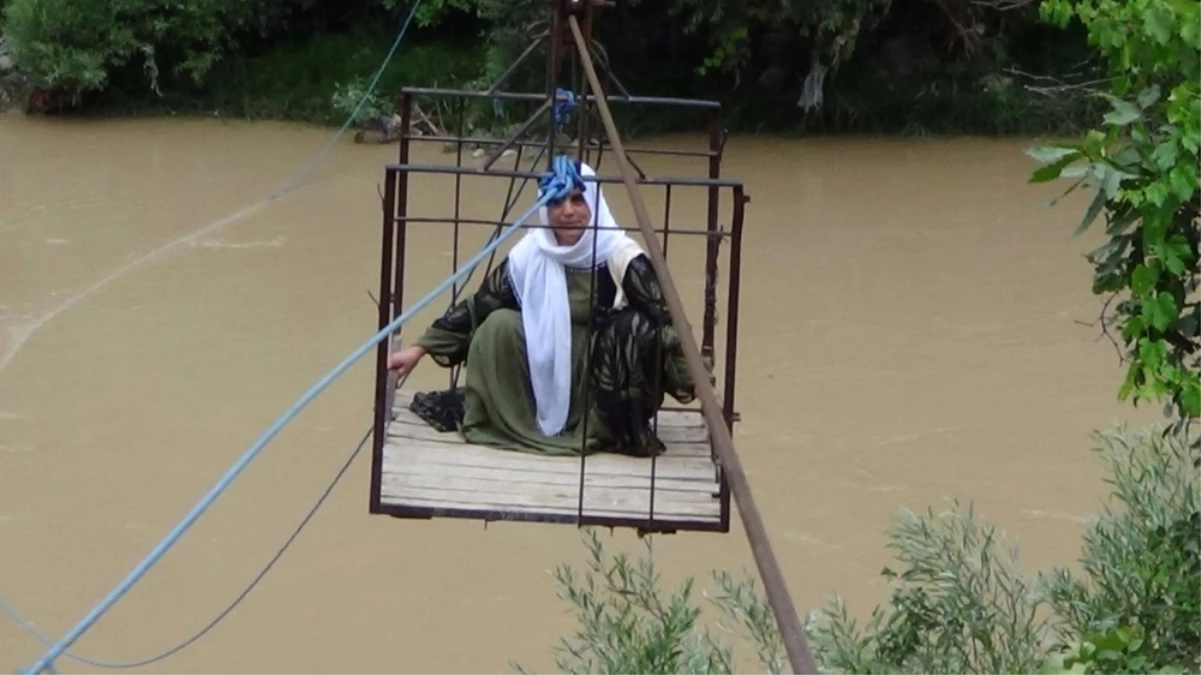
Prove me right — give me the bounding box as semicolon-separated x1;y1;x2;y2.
485;33;549;95
587;40;633;99
566;14;819;675
479;97;553;172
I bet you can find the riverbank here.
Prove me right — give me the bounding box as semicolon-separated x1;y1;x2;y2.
2;20;1103;139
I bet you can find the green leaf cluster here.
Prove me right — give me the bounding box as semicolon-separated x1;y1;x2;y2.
1027;0;1200;421
2;0;290;95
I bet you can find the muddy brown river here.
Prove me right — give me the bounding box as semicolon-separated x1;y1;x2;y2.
1;113;1144;673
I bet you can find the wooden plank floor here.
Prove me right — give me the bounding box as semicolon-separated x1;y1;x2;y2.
380;389;722;525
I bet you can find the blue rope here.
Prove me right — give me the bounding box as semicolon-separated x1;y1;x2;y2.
4;2;426;670
552;87;577;129
537;155;583;205
2;423;374;669
19;167;573;673
267;0;423;200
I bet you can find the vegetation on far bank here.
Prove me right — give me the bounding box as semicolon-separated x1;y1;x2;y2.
2;0;1109;136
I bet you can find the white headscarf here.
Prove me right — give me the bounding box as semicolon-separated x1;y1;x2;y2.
507;162;633;436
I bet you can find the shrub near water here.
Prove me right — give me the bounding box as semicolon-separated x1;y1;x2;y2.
2;0;290;97
519;424;1201;674
1039;426;1201;674
4;0;1105;134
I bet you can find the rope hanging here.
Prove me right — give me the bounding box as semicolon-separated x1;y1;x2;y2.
553;87;578;128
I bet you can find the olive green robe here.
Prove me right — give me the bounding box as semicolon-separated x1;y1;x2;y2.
412;253;696;456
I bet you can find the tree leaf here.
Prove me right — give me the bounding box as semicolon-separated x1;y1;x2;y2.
1166;255;1186;275
1152;139;1179;170
1031;153;1084;183
1148;292;1179;332
1099;164;1128;198
1101;94;1141;126
1167;234;1196;260
1169;163;1198;200
1026;145;1080;163
1128;263;1157;294
1122;315;1146;343
1180;379;1201;417
1137;84;1162;108
1074;189;1107;235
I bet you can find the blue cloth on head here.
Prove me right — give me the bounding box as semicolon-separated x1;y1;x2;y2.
537;155;583;204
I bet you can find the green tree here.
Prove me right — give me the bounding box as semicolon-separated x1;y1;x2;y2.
2;0;290;96
1026;0;1200;425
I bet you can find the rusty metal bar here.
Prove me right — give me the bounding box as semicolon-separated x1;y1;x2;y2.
720;187;748;532
702;108;722;365
452;97;465;302
576;186;603;525
481;98;553;172
567;14;818;674
399;86;721;109
662;184;673;257
403;134;716;159
573;22;592;166
382;162;745;188
485;33;547;95
485;143;536;280
396;216;724;238
590;42;634;100
379;500;715;534
581;106;647;179
546;0;562;165
370;169;398;515
393;95;412;319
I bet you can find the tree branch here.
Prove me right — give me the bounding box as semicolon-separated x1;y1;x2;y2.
1003;67;1113;97
969;0;1039;10
1073;293;1126;363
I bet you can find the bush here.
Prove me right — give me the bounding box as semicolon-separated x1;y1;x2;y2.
805;502;1046;674
521;423;1201;674
1;0;289;96
511;528;786;675
1039;425;1201;674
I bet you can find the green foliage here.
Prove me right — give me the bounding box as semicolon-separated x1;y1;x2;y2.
526;425;1201;675
381;0;480;29
511;528;785;675
1040;625;1187;675
805;502;1047;673
1;0;1104;135
1026;0;1200;421
378;0;1100;136
86;26;481;126
2;0;288;95
664;0;891;78
1038;425;1201;674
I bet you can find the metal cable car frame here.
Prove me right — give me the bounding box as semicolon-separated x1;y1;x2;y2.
367;0;749;535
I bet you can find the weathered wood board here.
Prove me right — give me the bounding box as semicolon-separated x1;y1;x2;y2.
380;389;723;525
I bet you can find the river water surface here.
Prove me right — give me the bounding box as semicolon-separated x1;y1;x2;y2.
1;113;1141;672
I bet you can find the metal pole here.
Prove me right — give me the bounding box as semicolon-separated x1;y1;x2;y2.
566;15;819;675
